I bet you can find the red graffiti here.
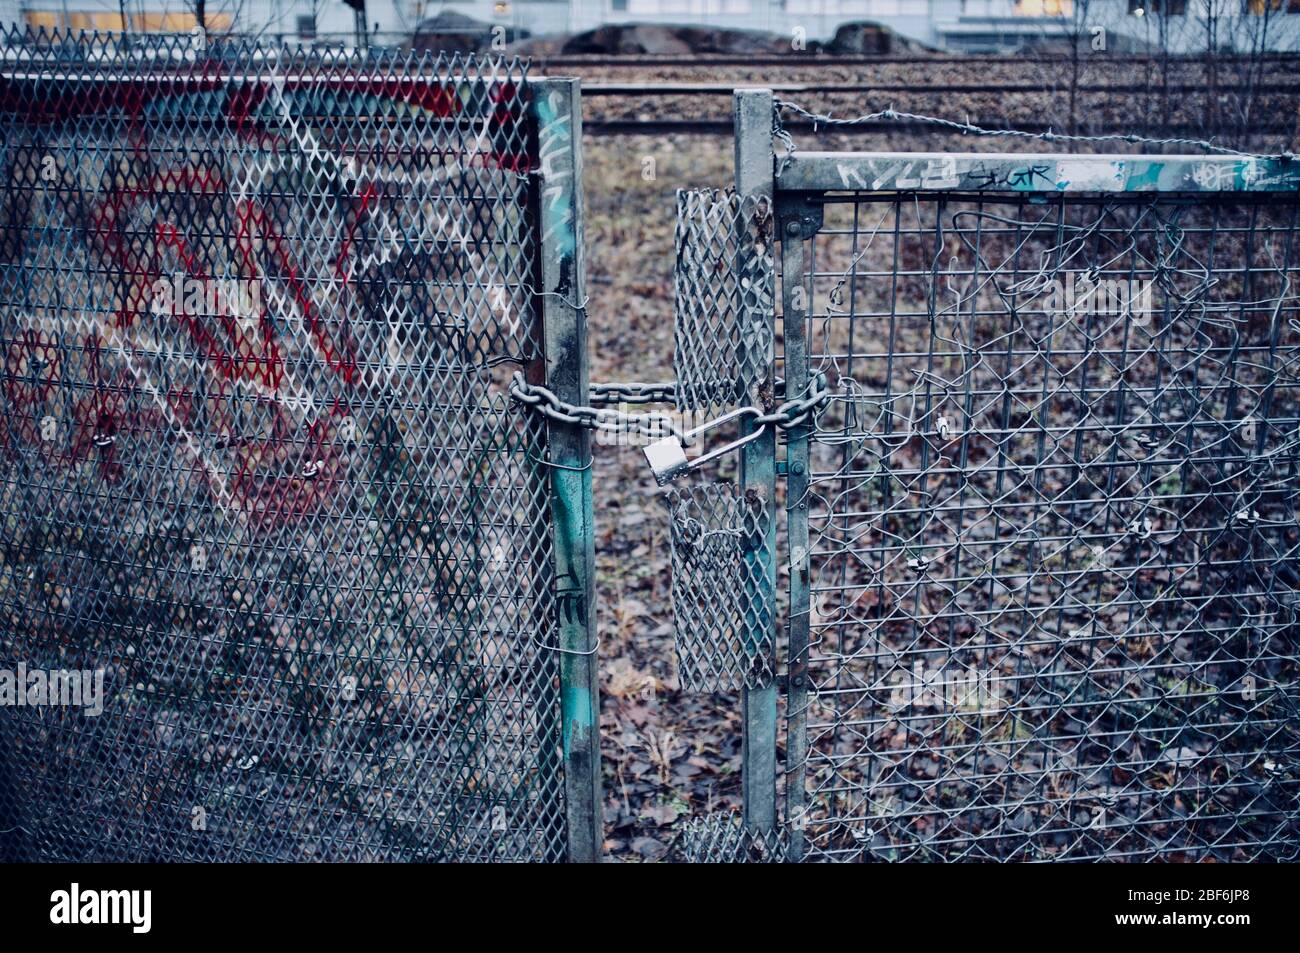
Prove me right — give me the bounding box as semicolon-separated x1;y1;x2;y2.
5;160;369;529
1;328;61;451
4;69;535;529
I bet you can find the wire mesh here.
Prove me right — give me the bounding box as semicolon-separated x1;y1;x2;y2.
0;30;567;862
786;188;1300;861
674;188;775;417
665;483;775;692
673;810;788;863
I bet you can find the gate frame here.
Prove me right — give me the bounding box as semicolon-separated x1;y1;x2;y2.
760;112;1300;861
734;89;780;835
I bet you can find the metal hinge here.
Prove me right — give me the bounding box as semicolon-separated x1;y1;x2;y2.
777;195;824;241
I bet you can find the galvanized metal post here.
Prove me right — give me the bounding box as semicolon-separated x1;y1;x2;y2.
734;88;778;833
530;78;603;863
778;214;811;862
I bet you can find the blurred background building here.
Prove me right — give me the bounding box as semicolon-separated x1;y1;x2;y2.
5;0;1300;53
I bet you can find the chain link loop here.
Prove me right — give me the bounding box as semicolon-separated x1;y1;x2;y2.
590;380;677;406
509;372;687;442
755;371;829;431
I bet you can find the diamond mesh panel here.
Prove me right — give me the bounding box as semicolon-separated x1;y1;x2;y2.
788;190;1300;861
0;30;566;861
674;189;775;416
665;483;775;692
674;811;788;863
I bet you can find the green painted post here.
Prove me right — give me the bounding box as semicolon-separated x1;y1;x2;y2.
530;78;602;863
734;88;778;834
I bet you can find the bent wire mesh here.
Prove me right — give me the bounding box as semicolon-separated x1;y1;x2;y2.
665;483;775;693
0;31;568;861
674;809;788;863
674;189;775;417
783;172;1300;861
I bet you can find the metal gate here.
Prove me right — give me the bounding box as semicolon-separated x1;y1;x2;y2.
0;31;599;862
762;91;1300;861
665;90;1300;861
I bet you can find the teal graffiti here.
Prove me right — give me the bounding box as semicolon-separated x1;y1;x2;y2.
536;90;576;258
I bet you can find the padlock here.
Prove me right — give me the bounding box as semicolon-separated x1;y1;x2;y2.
643;436;691;485
643;407;766;486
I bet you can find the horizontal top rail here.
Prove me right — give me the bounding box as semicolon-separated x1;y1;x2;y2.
0;64;528;86
776;151;1300;194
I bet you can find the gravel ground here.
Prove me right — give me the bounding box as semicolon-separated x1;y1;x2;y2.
581;133;736;860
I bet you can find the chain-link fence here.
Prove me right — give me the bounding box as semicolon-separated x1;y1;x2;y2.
776;149;1300;860
5;39;1300;863
0;30;584;861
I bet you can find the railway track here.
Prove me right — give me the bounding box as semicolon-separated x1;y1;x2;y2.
540;52;1300;69
555;54;1299;144
582;118;1297;137
581;81;1300;97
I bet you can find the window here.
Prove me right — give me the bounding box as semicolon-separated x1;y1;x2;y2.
24;12;62;29
611;0;628;9
1129;0;1188;13
297;15;317;39
1246;0;1300;12
1014;0;1073;15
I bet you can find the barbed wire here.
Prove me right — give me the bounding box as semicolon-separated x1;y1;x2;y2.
772;99;1298;176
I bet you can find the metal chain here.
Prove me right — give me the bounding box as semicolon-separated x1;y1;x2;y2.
510;371;832;442
590;380;677;406
755;371;829;431
773;99;1297;173
509;372;687;442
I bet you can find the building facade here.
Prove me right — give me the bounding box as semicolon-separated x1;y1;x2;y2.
9;1;410;41
6;0;1300;52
